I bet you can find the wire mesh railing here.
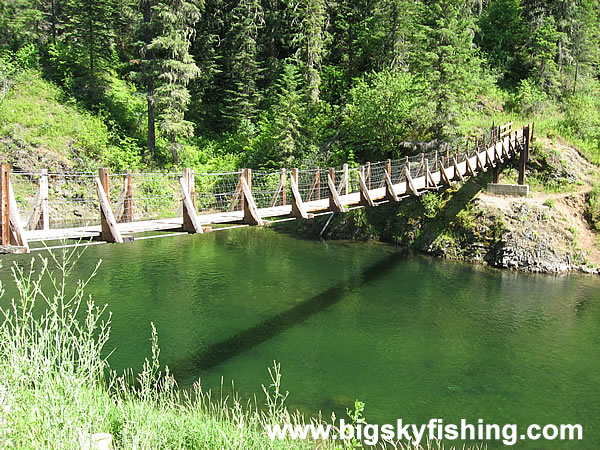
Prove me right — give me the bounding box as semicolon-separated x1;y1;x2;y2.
5;123;526;235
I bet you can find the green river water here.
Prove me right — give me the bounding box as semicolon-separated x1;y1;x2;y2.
1;227;599;448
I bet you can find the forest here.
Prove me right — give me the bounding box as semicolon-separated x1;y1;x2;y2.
0;0;599;172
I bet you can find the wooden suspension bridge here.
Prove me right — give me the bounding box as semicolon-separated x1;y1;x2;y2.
0;122;533;254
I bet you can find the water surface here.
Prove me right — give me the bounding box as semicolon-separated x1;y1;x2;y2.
1;228;598;448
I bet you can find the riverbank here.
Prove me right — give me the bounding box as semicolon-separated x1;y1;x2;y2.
275;138;600;275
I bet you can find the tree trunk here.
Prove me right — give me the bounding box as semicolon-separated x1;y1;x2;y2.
170;139;180;165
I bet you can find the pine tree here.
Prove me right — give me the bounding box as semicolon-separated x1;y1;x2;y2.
477;0;528;85
223;0;264;128
137;0;201;163
414;0;482;139
372;0;419;70
301;0;327;103
270;63;304;164
61;0;119;77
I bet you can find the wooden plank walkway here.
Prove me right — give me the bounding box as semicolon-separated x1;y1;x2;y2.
1;123;532;251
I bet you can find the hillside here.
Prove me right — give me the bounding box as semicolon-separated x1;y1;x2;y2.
0;70;141;172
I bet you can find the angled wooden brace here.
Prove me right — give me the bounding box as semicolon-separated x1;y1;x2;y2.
290;168;309;219
465;156;477;177
115;170;134;223
384;171;399;201
327;168;346;212
180;177;204;233
96;176;123;243
358;168;375;207
8;179;29;251
270;168;286;207
476;150;486;172
485;147;495;168
425;159;438;189
453;157;465;182
404;166;420;196
241;170;264;225
439;160;452;186
27;169;49;231
496;142;504;163
502;139;510;159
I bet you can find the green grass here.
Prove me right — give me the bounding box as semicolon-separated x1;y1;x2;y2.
0;70;141;171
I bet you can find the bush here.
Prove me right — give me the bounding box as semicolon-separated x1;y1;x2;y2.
586;184;600;231
511;78;548;114
341;68;431;162
421;192;443;219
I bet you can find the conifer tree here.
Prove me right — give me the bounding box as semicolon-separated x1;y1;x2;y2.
61;0;119;77
137;0;201;162
301;0;327;103
224;0;264;128
415;0;482;139
270;63;304;164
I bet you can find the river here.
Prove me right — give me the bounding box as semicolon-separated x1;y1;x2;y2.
1;227;599;447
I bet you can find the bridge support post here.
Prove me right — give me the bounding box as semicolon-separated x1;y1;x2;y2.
425;159;437;189
518;125;530;185
97;168;123;243
343;163;349;195
439;160;451;186
26;169;49;231
270;168;287;207
492;165;500;184
241;168;264;225
281;168;286;205
1;164;10;246
114;170;133;223
384;171;399;201
123;170;133;222
405;166;419;196
290;168;309;219
8;176;28;251
327;168;346;212
465;155;476;177
307;169;320;201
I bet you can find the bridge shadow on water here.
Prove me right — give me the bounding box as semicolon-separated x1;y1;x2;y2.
171;250;407;381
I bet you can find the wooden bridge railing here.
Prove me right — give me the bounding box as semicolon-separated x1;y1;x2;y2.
0;122;532;253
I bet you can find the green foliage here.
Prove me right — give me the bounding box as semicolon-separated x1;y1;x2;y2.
511;78;548;114
529;16;560;96
245;63;309;169
477;0;528;84
561;80;600;155
586;184;600;232
421;192;442;219
415;0;487;139
341;69;429;162
223;0;264;127
61;0;120;79
0;70;134;171
1;0;600;174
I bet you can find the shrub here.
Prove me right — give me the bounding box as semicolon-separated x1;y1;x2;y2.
511;78;548;114
586;184;600;231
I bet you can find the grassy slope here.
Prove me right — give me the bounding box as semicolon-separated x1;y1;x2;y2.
0;70;140;172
